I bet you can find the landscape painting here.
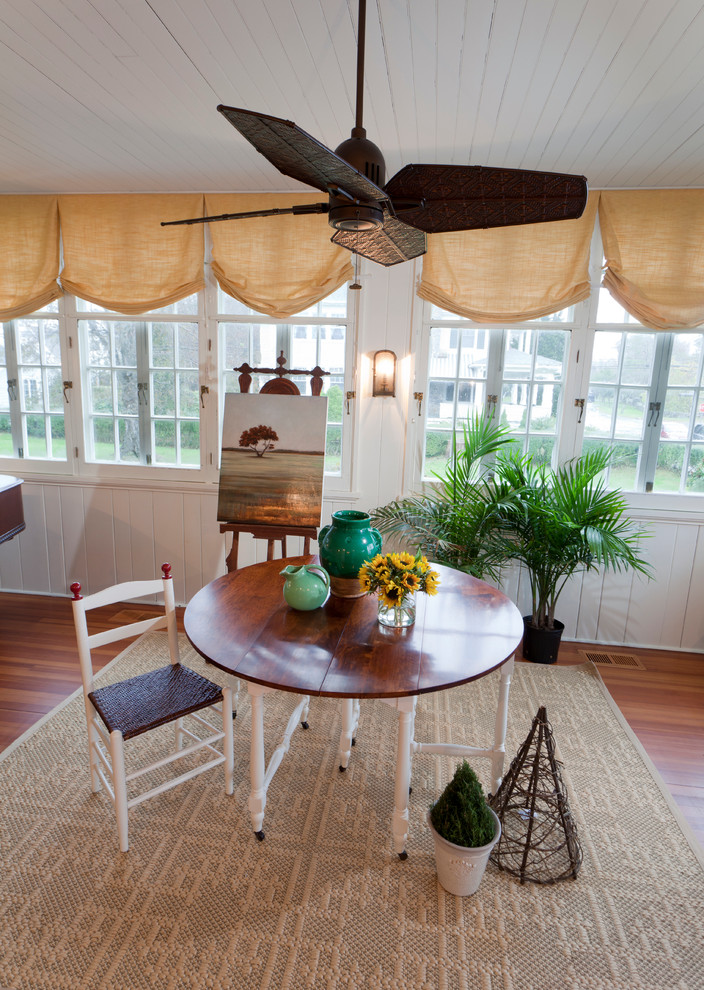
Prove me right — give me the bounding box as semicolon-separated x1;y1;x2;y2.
217;393;327;527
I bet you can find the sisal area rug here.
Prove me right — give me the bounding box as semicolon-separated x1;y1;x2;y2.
1;634;702;990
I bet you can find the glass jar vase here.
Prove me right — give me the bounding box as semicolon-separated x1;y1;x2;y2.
377;598;416;628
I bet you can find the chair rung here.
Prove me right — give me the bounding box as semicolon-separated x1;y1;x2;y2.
87;616;166;650
91;715;110;750
95;764;115;805
124;731;225;782
127;755;226;809
188;710;219;731
92;739;113;778
179;734;226;762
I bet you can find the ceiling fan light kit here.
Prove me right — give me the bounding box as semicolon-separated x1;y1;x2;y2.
163;0;588;270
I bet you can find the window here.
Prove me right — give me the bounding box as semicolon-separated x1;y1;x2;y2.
1;303;67;461
77;295;201;467
216;284;353;480
416;282;704;498
585;291;704;494
420;304;572;479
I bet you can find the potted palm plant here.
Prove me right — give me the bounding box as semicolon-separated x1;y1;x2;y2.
487;446;652;661
371;415;651;663
428;760;501;896
370;413;524;580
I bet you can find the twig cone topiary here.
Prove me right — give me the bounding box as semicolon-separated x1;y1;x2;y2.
489;706;582;884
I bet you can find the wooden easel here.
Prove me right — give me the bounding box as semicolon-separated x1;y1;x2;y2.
219;522;317;573
219;353;327;572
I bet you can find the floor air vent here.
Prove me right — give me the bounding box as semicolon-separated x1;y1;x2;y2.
579;650;645;669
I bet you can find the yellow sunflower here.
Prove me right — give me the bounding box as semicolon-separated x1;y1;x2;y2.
381;583;404;607
402;572;420;592
424;572;440;595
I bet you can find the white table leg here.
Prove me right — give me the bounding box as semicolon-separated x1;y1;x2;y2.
490;654;514;795
386;656;515;856
338;698;360;771
248;684;267;839
385;696;416;859
246;682;311;840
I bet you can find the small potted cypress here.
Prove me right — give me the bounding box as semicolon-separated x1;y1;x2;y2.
428;761;501;896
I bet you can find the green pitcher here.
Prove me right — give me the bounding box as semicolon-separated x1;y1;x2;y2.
318;510;382;598
280;563;330;611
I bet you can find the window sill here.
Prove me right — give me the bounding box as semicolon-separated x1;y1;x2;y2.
622;490;704;522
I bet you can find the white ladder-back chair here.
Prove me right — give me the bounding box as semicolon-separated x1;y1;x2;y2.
70;563;234;852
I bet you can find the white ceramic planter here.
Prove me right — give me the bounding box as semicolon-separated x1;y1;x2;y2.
428;807;501;896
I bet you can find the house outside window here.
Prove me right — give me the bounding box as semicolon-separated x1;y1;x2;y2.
419;304;572;479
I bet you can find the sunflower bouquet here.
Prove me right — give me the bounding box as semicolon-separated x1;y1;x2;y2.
359;551;440;626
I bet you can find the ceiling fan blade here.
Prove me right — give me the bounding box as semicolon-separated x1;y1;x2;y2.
385;164;588;233
331;213;426;267
217;105;387;203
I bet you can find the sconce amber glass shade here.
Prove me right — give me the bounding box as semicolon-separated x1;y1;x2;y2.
372;349;396;397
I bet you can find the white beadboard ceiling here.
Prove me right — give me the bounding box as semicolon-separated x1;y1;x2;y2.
2;0;704;195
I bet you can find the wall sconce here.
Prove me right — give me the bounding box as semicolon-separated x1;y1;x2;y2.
372;349;396;397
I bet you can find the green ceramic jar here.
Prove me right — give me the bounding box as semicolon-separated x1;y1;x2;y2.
318;510;383;598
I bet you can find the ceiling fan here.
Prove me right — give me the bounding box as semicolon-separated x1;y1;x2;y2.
163;0;588;267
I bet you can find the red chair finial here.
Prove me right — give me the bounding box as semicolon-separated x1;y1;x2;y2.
70;582;83;600
161;562;172;580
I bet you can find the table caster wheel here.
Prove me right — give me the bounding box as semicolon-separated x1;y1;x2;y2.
398;850;408;861
339;765;346;772
232;711;237;720
301;721;309;729
351;738;356;746
255;830;265;841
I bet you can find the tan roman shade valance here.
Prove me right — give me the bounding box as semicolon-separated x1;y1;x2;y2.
205;194;354;318
599;190;704;330
418;192;600;322
0;196;61;320
58;194;206;315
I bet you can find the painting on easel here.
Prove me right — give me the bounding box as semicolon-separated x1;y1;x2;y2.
217;393;328;527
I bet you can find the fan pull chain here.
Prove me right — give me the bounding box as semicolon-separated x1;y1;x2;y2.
350;234;362;290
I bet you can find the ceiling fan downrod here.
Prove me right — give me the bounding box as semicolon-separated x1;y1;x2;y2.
328;0;386;232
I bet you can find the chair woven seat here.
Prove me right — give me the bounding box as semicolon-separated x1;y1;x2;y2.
89;663;223;740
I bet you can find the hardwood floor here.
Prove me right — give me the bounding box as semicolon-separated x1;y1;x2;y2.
1;591;703;848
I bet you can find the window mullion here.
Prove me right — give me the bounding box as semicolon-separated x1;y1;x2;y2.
556;300;591;465
137;323;151;465
486;329;503;421
639;333;672;491
3;323;23;456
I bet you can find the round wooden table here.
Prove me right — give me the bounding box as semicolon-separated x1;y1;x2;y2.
185;556;523;857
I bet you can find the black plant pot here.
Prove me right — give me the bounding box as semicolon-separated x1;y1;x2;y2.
522;617;565;664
